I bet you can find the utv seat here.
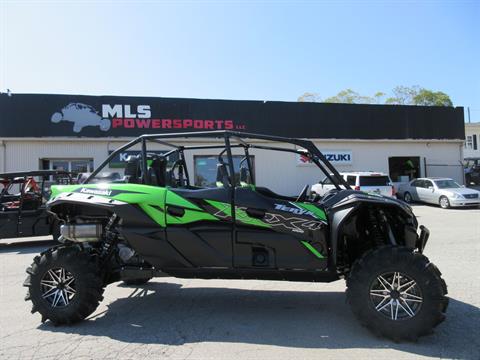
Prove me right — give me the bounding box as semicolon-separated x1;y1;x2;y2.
216;161;230;188
147;157;167;186
124;156;141;183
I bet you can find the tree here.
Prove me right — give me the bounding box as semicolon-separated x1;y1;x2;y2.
413;89;453;106
298;92;321;102
300;86;453;106
385;85;421;105
324;89;374;104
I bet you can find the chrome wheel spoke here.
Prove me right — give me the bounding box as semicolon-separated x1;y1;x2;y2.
402;291;422;300
40;267;76;308
376;298;391;312
398;299;415;317
62;290;70;305
370;292;389;298
370;271;422;321
377;276;392;290
47;269;62;283
398;279;415;291
42;287;57;299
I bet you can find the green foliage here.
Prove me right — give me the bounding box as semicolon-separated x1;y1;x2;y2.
297;92;321;102
413;89;453;106
301;85;453;106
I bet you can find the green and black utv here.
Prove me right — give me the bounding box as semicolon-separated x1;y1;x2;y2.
24;131;448;341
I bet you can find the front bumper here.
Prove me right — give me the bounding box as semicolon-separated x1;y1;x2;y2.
416;225;429;254
450;198;480;207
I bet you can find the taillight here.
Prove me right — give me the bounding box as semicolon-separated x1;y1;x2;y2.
354;186;360;191
391;186;396;196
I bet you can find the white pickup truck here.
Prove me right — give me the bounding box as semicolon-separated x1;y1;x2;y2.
312;172;396;198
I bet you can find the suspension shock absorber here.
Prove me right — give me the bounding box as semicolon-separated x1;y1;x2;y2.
100;214;119;261
368;208;385;247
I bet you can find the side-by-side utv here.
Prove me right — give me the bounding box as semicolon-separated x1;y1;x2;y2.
24;131;448;341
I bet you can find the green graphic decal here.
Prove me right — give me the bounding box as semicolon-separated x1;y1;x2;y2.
166;208;218;225
301;241;325;259
139;203;166;227
295;203;328;221
51;184;168;226
166;191;203;211
205;200;271;228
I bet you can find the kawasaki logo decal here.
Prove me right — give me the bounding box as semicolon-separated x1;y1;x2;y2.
79;188;112;196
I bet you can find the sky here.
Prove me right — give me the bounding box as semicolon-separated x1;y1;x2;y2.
1;0;479;121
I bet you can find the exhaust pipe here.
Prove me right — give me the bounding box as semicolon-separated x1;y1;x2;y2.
60;224;103;242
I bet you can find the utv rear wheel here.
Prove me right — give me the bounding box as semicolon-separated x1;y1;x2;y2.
24;246;104;325
346;246;448;341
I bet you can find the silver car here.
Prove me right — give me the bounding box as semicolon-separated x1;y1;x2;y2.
397;177;480;209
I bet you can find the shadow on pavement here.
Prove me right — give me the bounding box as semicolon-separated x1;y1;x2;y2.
0;239;56;254
39;282;479;359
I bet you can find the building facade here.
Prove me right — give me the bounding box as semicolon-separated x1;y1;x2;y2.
0;93;465;195
464;122;480;158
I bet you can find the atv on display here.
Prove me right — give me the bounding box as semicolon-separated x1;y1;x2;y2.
24;131;448;341
0;170;71;240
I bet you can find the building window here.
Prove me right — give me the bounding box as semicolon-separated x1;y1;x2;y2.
465;135;473;149
194;155;254;188
41;159;94;179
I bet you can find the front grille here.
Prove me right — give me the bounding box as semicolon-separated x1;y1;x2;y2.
464;193;479;199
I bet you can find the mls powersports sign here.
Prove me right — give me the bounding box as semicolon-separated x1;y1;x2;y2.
0;93;465;139
51;103;238;133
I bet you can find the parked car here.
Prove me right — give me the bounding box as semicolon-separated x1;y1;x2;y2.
312;172;395;198
0;170;72;240
24;131;448;341
397;177;480;209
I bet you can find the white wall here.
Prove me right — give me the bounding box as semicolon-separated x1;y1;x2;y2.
1;138;463;196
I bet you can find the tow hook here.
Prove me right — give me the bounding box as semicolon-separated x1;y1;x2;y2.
417;225;430;253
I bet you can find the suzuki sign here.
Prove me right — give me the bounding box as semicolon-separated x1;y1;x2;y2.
297;150;353;166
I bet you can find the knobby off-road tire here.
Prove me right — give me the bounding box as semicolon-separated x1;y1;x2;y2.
346;246;448;342
24;246;105;325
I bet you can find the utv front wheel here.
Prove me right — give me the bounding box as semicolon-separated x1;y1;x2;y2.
346;246;448;341
24;246;104;325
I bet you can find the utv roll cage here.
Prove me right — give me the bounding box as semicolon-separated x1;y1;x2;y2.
85;130;351;190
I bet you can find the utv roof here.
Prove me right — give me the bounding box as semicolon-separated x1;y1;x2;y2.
136;130;317;148
88;130;350;189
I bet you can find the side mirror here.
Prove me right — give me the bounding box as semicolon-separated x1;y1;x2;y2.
428;186;434;191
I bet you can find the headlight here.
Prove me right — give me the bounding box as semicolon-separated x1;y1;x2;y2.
450;192;463;199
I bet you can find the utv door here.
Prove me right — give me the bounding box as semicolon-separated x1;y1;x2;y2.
164;187;234;268
233;186;329;270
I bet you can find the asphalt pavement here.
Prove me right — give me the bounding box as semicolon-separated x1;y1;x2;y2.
0;204;479;360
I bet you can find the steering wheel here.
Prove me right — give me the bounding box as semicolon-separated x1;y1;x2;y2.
296;184;310;202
